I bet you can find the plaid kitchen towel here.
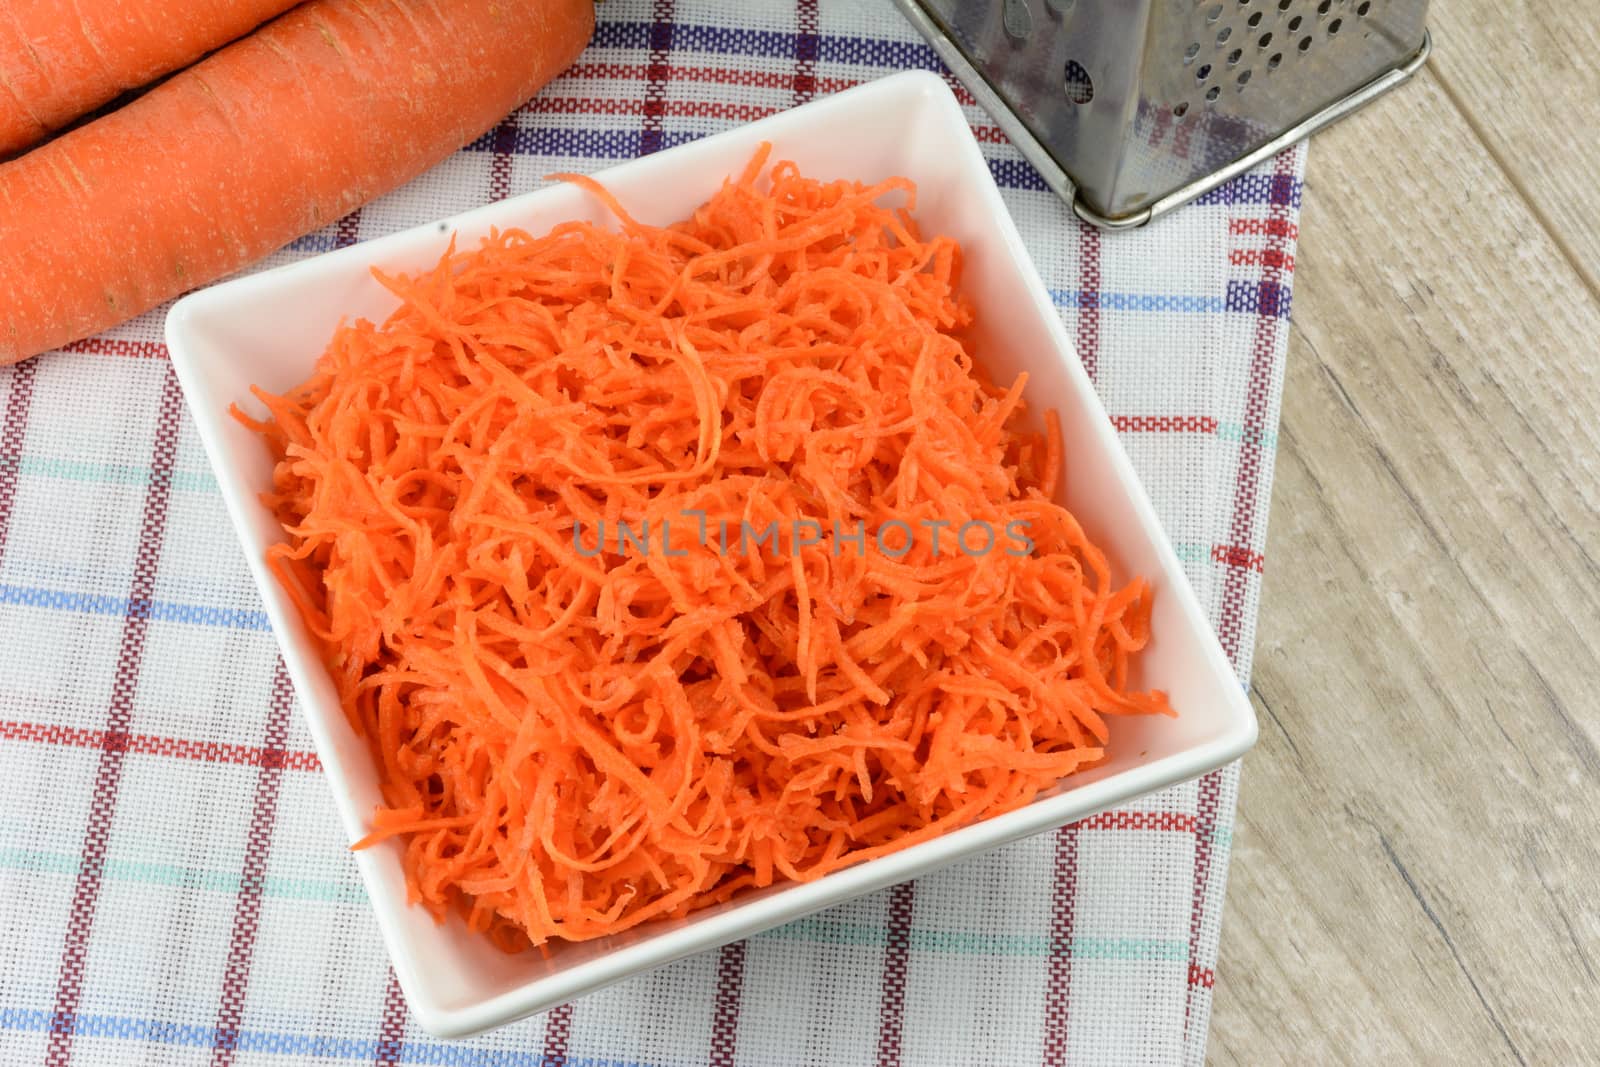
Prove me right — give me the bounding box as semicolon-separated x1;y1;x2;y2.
0;1;1304;1064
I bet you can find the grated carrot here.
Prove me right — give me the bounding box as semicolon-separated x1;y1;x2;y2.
240;145;1175;950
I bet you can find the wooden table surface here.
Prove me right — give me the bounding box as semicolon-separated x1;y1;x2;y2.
1209;3;1600;1063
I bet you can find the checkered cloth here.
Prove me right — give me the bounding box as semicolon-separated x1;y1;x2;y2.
0;2;1304;1064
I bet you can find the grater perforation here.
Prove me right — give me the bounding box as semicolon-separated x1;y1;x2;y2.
894;0;1429;227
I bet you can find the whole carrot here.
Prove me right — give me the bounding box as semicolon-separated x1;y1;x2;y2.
0;0;594;365
0;0;304;156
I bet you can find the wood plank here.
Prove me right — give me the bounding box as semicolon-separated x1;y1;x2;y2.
1425;0;1600;290
1208;60;1600;1065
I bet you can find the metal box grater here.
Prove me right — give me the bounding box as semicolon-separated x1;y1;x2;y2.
894;0;1430;228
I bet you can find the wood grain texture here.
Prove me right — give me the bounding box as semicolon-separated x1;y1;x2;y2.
1427;0;1600;293
1207;23;1600;1066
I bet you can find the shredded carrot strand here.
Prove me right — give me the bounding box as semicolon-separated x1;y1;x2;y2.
242;145;1174;950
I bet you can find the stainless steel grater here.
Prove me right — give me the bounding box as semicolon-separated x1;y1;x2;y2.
894;0;1429;228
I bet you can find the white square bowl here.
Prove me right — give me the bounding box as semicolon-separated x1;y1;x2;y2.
165;70;1256;1039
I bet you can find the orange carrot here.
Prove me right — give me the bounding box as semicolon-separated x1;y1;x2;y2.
0;0;594;365
0;0;303;156
244;147;1176;950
